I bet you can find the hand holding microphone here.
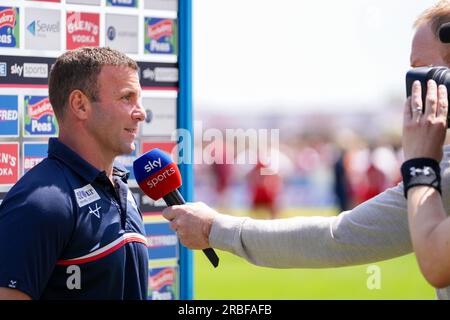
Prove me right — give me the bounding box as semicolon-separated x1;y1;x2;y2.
133;148;219;268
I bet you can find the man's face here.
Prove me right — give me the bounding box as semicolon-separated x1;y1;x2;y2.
411;22;448;67
86;65;145;158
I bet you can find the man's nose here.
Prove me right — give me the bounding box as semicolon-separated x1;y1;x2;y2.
132;100;146;122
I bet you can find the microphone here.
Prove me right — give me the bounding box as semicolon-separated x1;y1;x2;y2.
439;22;450;43
133;148;219;268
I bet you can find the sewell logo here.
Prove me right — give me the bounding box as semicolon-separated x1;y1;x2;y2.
27;20;60;37
66;12;99;49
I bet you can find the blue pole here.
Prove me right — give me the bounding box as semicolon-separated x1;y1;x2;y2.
178;0;194;300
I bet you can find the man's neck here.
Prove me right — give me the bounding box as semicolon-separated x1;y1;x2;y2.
58;129;115;181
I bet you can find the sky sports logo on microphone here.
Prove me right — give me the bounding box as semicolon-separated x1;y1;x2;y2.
146;167;176;189
144;158;162;173
143;156;177;189
134;149;182;201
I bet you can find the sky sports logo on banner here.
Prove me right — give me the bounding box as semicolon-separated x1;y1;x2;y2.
66;12;99;50
24;96;58;137
107;0;138;7
0;56;54;86
144;18;177;55
23;143;48;174
0;143;19;186
0;95;18;137
25;8;61;51
0;7;19;48
149;267;178;300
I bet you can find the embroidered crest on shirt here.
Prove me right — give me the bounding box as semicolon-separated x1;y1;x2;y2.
88;202;102;218
74;184;101;207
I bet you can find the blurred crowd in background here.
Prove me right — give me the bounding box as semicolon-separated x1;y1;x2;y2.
193;108;409;218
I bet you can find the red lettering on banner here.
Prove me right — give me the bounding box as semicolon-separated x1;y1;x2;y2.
150;268;175;291
0;144;18;184
27;98;53;119
0;9;15;29
148;20;173;40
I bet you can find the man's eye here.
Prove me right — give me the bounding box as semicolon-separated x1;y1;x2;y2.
122;95;131;101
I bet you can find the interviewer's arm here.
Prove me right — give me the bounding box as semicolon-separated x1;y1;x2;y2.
407;186;450;287
164;182;414;268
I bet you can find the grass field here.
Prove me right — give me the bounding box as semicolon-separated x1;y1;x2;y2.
193;208;436;300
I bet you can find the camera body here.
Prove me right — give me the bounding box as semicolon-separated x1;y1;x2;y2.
406;66;450;127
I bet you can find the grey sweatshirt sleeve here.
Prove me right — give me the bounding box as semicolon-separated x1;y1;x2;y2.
209;182;412;268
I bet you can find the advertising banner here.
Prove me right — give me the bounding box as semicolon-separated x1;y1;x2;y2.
25;8;61;51
144;218;178;260
141;97;177;137
0;95;19;137
148;266;179;300
107;0;139;8
105;14;138;54
0;7;19;48
0;143;19;186
137;61;178;90
0;55;54;87
23;96;58;137
144;0;178;11
66;11;100;50
144;17;177;55
23;143;48;174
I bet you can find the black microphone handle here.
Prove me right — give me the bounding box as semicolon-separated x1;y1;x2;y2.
163;189;219;268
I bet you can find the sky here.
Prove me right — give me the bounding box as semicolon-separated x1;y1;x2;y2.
192;0;438;115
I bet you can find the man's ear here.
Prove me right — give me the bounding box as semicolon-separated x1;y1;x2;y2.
67;90;91;120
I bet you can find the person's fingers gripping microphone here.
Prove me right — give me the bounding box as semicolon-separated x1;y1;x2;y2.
424;79;438;121
437;84;448;123
411;80;424;122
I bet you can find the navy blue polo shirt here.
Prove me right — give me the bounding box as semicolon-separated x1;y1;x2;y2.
0;138;149;300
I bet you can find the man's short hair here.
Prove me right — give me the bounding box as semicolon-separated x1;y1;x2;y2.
48;46;139;121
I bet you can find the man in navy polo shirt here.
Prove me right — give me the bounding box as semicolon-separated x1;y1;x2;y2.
0;47;148;300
